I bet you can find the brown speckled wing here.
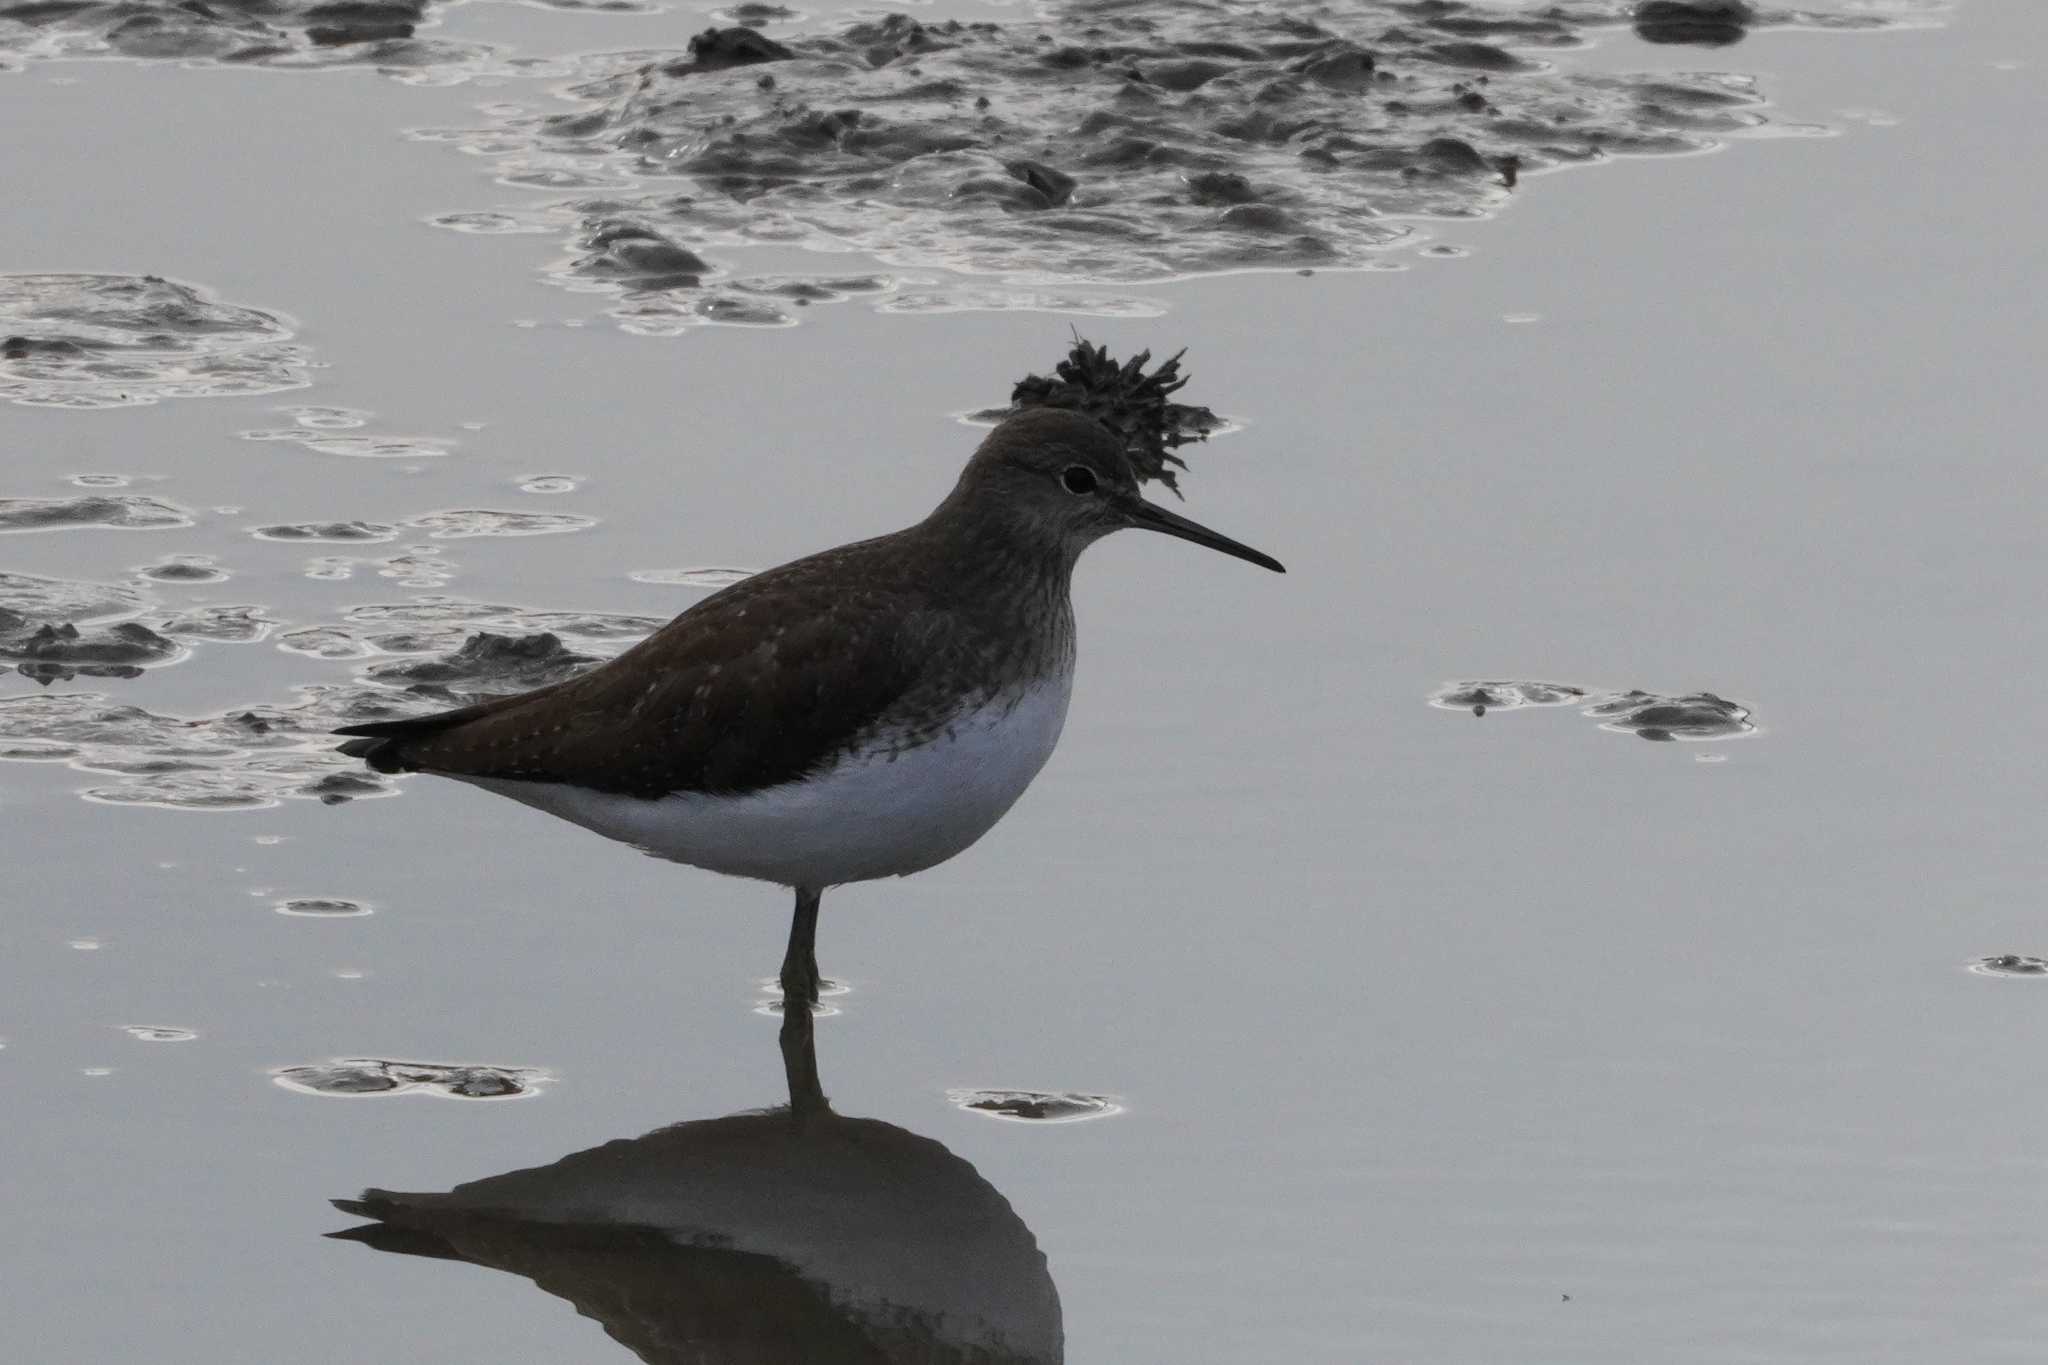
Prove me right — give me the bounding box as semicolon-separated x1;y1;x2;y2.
337;554;932;799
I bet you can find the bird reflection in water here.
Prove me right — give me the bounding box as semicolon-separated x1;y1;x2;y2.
327;1005;1063;1364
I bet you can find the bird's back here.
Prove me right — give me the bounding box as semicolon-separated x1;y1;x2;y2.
335;524;1068;803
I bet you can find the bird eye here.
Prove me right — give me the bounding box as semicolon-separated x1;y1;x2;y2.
1060;465;1099;495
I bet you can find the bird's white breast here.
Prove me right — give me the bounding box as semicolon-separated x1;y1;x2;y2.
463;672;1073;889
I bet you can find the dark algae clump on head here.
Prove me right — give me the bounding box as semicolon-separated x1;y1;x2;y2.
1002;339;1224;494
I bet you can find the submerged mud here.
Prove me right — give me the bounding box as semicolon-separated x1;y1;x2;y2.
0;0;502;77
0;274;310;408
0;5;1945;333
948;1089;1123;1123
1431;678;1755;741
0;570;188;683
1970;955;2048;978
0;594;665;808
274;1057;547;1098
409;0;1940;322
0;494;193;532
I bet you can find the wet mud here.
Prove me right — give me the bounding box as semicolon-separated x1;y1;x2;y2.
363;630;598;699
0;6;1943;340
137;555;228;583
1636;1;1757;47
0;569;188;682
0;274;309;408
275;895;372;916
274;1057;546;1098
0;494;192;532
156;603;274;643
0;570;148;623
400;508;595;537
251;521;401;543
0;584;666;807
3;619;183;683
301;548;453;588
405;0;1939;322
1969;955;2048;978
0;0;517;77
241;408;457;459
948;1089;1122;1123
1431;678;1755;741
120;1024;197;1041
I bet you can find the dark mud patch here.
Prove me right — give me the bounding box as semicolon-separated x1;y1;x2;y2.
277;625;380;660
1636;1;1756;47
156;604;275;643
1431;679;1755;742
947;1088;1122;1123
0;599;656;808
1431;679;1586;717
0;690;376;807
1969;955;2048;979
137;555;228;584
0;0;536;80
0;571;178;682
275;896;372;917
3;620;184;684
0;495;193;533
0;275;310;408
241;410;454;460
415;0;1940;317
401;509;596;538
301;549;454;588
274;1058;547;1098
120;1024;197;1042
365;630;597;698
1585;689;1753;741
0;570;280;680
533;217;904;332
252;521;401;543
0;570;148;624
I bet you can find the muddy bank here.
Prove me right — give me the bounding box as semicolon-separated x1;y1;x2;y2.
1431;678;1756;741
414;0;1940;322
0;0;494;75
0;274;309;408
0;596;669;807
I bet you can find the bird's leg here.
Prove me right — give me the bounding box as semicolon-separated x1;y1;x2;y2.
778;994;828;1117
779;884;823;1008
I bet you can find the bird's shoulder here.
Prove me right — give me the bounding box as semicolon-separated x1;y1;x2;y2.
380;534;970;797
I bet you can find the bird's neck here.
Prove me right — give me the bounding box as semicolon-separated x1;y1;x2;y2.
910;498;1079;679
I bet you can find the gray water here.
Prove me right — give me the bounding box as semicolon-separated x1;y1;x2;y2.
6;1;2048;1361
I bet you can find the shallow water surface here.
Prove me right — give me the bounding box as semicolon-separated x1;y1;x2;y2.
5;1;2048;1362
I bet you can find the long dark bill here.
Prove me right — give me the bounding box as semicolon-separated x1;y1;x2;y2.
1125;497;1286;573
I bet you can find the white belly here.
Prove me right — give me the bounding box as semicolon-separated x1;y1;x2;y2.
461;675;1073;888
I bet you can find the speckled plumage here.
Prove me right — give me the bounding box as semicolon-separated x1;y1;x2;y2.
334;406;1282;1004
337;409;1102;799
